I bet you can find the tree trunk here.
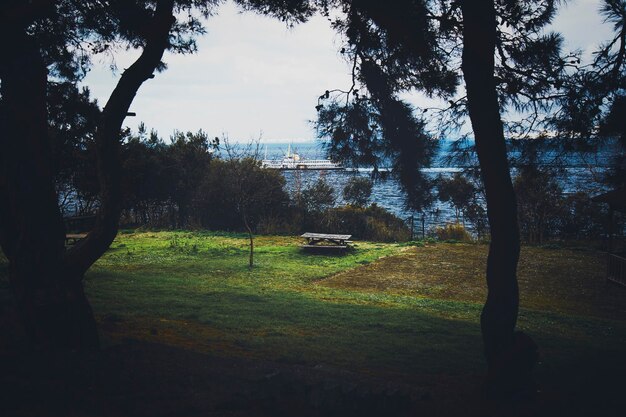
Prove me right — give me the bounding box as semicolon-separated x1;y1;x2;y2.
0;0;176;351
177;200;188;229
0;21;99;350
248;232;254;268
243;211;254;268
460;0;537;397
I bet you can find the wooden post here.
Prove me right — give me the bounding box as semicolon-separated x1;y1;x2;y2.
608;207;614;254
607;207;614;282
410;215;414;241
422;213;426;239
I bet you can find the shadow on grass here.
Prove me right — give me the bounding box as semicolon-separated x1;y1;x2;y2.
0;332;625;417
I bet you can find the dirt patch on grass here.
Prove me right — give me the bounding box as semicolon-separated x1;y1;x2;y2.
319;243;626;320
318;243;487;301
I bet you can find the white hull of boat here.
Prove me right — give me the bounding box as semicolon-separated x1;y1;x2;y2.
261;159;344;170
261;145;343;170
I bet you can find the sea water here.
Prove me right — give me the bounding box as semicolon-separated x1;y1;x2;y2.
255;141;611;235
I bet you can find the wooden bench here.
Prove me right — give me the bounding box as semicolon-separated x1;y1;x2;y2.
301;244;347;250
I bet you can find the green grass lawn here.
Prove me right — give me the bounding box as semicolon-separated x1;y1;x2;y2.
76;231;626;383
2;231;626;416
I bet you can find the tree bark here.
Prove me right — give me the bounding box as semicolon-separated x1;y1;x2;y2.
0;18;98;350
0;0;176;351
460;0;537;396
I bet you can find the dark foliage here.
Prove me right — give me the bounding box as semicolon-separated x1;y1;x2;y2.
514;166;565;244
342;176;373;207
0;0;312;350
301;177;337;214
436;173;477;222
311;0;566;394
313;0;455;211
47;82;101;214
196;158;291;232
324;204;411;242
549;1;626;188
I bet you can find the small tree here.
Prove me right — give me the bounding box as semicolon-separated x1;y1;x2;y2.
221;139;290;268
464;202;489;239
303;177;336;213
343;177;373;207
436;173;477;223
166;130;216;227
514;166;565;244
561;192;606;241
298;176;337;231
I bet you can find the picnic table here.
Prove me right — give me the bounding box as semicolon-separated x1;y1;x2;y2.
300;232;352;250
65;233;88;245
63;215;94;245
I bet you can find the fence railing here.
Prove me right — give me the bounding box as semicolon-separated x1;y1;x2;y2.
607;253;626;287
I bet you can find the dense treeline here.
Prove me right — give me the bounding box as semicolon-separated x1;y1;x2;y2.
58;120;613;245
433;164;614;244
47;83;616;246
514;174;608;243
56;123;410;241
47;77;615;247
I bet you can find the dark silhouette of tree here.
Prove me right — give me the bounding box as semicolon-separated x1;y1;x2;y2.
167;130;217;228
288;175;337;232
219;139;291;267
47;82;101;215
514;165;564;244
459;2;535;397
308;0;569;396
195;156;289;235
119;125;163;224
314;0;447;210
0;0;220;351
550;0;626;190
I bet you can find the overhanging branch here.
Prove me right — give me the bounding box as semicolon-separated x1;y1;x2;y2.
66;0;176;275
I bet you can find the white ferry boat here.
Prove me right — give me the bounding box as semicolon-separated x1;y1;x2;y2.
261;145;344;170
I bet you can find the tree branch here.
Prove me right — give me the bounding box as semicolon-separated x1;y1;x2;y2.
66;0;176;275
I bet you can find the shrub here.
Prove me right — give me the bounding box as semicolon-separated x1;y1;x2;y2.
194;159;290;232
301;177;337;213
342;177;373;207
561;191;608;240
436;173;477;222
514;166;565;243
435;223;473;242
322;204;411;242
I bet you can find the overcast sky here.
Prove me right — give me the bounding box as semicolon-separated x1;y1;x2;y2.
82;0;614;143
